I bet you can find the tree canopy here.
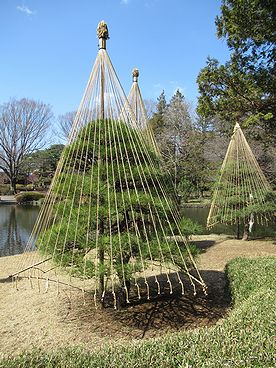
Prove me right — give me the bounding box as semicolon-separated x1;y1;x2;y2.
197;0;276;138
38;119;197;305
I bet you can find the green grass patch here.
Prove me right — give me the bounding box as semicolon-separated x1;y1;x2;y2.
1;257;275;367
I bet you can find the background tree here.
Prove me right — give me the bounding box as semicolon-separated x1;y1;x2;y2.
0;98;53;193
19;144;64;187
148;90;167;140
143;99;156;119
161;90;193;189
149;90;213;200
57;111;76;141
197;0;276;182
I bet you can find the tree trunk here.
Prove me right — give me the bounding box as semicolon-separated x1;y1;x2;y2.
98;248;105;308
242;223;250;241
116;279;131;310
237;218;240;239
242;214;254;241
11;177;17;194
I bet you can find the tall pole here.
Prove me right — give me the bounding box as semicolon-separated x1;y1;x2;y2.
96;20;109;303
97;20;109;120
132;68;139;120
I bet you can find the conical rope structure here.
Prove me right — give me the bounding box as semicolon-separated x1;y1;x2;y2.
10;21;206;309
127;69;180;208
127;68;159;155
207;122;275;230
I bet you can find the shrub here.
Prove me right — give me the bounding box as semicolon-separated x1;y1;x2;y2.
179;217;204;240
15;191;45;204
16;184;34;192
0;184;11;195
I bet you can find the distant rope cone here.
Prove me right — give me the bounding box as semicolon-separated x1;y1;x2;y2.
207;122;275;229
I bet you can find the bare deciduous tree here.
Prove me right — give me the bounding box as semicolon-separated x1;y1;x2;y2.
0;98;53;193
57;111;76;141
160;90;193;188
143;99;156;118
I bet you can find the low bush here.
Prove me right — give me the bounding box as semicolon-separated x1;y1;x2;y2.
16;184;35;192
15;191;45;204
0;184;11;195
1;257;275;367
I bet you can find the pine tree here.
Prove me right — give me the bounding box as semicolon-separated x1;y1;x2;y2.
38;119;196;303
207;124;275;239
148;90;167;137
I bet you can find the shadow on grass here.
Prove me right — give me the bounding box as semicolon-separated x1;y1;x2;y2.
192;240;216;251
63;270;230;340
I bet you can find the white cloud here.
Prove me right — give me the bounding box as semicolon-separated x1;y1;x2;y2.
153;83;163;90
121;0;130;5
17;5;36;16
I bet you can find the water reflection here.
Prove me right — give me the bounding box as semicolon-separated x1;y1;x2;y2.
0;205;39;257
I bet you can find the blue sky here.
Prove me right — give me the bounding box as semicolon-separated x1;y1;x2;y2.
0;0;229;118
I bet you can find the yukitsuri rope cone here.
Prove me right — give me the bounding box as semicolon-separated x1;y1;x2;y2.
207;122;275;236
10;21;206;309
127;68;159;155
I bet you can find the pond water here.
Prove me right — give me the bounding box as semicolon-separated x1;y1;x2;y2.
0;204;39;257
0;204;274;257
182;206;276;238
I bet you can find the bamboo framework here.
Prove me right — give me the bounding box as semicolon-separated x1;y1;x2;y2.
207;122;274;229
10;21;206;308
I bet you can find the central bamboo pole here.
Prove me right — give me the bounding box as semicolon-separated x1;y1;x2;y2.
97;20;109;303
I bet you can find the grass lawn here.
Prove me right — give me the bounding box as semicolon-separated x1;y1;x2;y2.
1;256;275;368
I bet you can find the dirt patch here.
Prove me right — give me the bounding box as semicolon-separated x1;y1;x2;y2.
0;236;275;357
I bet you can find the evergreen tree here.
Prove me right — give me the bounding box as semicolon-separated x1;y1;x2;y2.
150;90;213;200
197;0;276;179
38;119;196;303
148;90;167;138
207;124;275;239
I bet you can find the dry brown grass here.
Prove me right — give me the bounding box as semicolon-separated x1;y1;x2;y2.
0;235;275;358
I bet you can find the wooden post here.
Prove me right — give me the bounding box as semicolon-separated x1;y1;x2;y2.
96;20;109;305
132;68;139;121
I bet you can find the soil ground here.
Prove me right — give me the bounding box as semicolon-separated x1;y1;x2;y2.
0;235;275;357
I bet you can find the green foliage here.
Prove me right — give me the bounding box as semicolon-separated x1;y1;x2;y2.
148;90;167;136
19;144;64;185
0;184;11;195
149;90;213;199
16;184;35;192
213;166;275;224
38;119;197;285
216;0;275;59
177;177;193;202
179;217;203;240
197;0;275;141
2;257;275;367
15;191;45;204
